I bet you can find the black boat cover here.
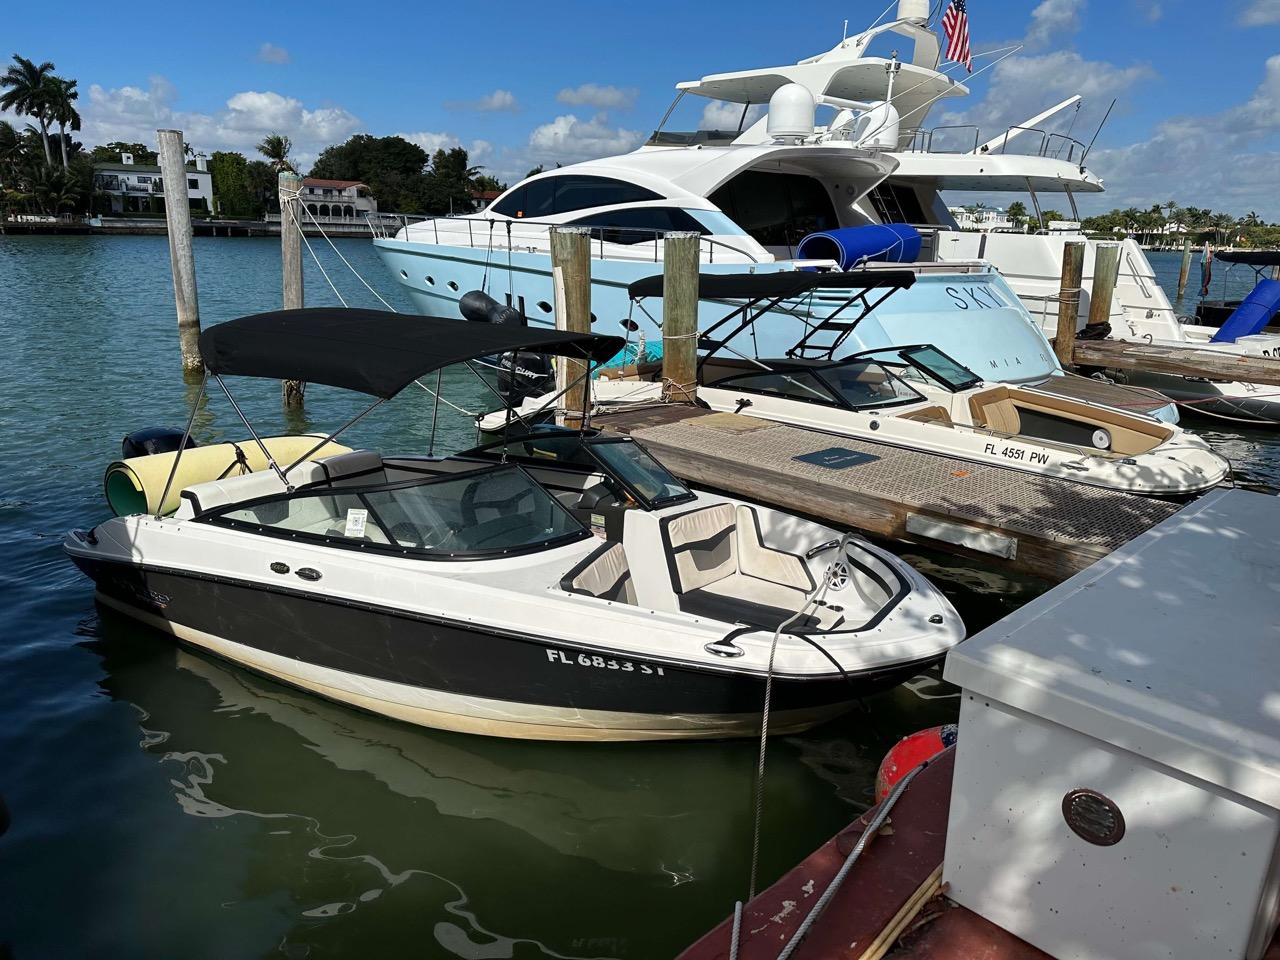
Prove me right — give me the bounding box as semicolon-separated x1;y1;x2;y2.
1216;251;1280;267
199;308;625;399
626;269;916;301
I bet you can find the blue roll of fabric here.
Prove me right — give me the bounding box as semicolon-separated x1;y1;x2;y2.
795;224;923;269
1211;278;1280;343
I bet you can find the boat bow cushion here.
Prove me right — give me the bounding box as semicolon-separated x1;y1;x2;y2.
735;505;815;592
664;503;739;592
562;542;635;604
315;450;388;488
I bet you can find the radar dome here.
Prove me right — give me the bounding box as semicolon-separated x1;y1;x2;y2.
897;0;929;22
767;83;816;142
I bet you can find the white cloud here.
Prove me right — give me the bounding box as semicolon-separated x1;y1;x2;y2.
699;100;765;131
525;112;643;166
1081;54;1280;218
81;76;360;165
446;89;519;112
255;42;290;64
1135;0;1163;20
1023;0;1086;49
1240;0;1280;24
397;130;461;153
556;84;638;110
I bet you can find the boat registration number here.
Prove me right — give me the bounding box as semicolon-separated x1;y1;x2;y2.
545;649;665;675
984;442;1051;465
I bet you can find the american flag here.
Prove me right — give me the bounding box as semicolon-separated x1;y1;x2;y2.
942;0;973;73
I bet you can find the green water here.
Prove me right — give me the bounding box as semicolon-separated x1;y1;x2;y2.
0;237;1270;958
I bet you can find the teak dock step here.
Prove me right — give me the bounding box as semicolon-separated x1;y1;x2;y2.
595;406;1180;583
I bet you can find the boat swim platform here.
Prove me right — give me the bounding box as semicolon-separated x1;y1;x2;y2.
593;405;1180;583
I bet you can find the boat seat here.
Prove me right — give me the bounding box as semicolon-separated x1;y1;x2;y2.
662;503;834;630
179;462;325;516
901;405;953;425
561;542;636;604
314;450;388;488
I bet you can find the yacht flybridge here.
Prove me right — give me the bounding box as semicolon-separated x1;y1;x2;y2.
482;273;1228;497
65;308;962;741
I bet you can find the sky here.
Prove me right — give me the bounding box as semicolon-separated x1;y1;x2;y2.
6;0;1280;218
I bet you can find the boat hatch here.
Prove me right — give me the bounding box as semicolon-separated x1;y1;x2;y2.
853;344;985;393
199;463;590;560
465;430;696;511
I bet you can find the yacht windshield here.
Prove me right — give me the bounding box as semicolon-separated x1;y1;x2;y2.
208;465;586;558
586;439;692;507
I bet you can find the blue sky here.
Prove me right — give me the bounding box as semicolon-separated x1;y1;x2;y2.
7;0;1280;216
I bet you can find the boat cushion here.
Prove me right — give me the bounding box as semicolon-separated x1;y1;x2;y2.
561;542;635;604
314;450;388;488
180;462;324;516
680;582;821;631
663;503;738;593
735;504;815;592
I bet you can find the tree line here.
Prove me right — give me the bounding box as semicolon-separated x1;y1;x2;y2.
0;53;505;220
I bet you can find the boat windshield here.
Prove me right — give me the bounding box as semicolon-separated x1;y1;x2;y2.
207;464;587;558
463;431;695;509
715;361;924;411
855;346;983;393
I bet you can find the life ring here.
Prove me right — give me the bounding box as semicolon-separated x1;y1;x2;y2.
874;724;958;802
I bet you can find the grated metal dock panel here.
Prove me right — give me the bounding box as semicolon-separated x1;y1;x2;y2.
596;405;1181;580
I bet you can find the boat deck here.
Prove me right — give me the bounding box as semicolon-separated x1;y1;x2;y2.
594;404;1179;582
1029;373;1172;417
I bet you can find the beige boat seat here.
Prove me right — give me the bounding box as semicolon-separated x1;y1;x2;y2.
901;405;954;425
661;503;839;631
561;542;636;604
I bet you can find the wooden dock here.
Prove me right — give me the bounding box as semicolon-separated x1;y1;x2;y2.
595;405;1180;583
1072;338;1280;387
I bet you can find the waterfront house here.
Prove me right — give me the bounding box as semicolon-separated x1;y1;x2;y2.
301;178;377;220
947;205;1020;233
92;152;213;215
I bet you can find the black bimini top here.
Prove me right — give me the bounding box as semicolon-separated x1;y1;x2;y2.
627;270;916;301
1216;250;1280;267
199;308;625;399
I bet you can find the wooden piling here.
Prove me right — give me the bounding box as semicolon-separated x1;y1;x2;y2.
549;226;592;428
278;171;305;406
156;129;202;372
662;231;700;404
1053;241;1085;368
1088;243;1121;330
1177;240;1193;301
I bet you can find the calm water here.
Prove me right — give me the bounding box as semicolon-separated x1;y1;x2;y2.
0;237;1272;958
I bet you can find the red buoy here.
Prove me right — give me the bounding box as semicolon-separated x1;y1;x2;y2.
874;724;957;802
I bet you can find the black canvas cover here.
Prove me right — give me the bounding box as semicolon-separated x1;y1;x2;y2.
1217;250;1280;267
626;270;916;300
199;308;625;399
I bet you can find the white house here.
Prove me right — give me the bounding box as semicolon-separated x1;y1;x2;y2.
92;152;214;215
300;178;378;220
948;205;1018;233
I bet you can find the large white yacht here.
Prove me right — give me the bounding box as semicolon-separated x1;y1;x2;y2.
373;1;1278;421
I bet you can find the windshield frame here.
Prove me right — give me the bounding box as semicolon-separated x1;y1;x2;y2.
848;344;985;393
195;463;591;561
581;436;696;510
713;360;926;413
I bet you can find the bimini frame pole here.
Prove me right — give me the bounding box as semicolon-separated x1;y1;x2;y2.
282;395;388;474
215;375;295;491
153;369;208;518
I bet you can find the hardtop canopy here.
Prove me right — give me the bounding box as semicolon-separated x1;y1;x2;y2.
199;308;625;399
627;270;916;301
1216;250;1280;267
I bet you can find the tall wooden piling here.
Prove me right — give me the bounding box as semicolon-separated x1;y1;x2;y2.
1176;240;1193;301
662;231;700;404
549;226;592;428
1088;243;1121;331
156;129;202;372
1053;241;1086;368
278;171;305;406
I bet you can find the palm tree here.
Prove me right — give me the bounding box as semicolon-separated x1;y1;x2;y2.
256;133;295;174
45;76;79;169
1212;211;1239;246
0;119;20;182
0;55;55;166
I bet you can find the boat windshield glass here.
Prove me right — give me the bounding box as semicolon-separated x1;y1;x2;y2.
897;346;983;391
715;362;923;411
208;465;586;558
586;438;692;507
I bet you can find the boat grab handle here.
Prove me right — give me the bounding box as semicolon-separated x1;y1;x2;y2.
806;539;841;559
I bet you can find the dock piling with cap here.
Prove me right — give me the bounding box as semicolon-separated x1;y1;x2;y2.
278;170;306;407
1053;241;1085;367
156;129;202;373
661;231;701;405
550;225;592;428
1088;243;1121;332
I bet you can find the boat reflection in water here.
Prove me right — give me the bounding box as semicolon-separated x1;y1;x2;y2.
88;612;872;958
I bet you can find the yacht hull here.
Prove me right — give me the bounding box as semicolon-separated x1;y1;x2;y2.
75;554;929;742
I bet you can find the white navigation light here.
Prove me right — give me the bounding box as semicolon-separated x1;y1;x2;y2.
767;83;816;142
898;0;929;22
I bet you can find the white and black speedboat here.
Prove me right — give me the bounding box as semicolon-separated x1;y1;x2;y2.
484;273;1229;497
65;308;962;741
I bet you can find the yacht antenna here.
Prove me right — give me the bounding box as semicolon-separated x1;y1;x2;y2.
843;18;849;40
1080;98;1116;166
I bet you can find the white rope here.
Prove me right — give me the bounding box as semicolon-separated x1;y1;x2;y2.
282;185;398;311
413;379;477;418
281;193;347;308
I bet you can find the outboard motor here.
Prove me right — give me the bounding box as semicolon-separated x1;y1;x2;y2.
459;289;524;326
121;426;199;459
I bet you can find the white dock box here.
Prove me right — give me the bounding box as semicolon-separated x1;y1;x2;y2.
943;489;1280;960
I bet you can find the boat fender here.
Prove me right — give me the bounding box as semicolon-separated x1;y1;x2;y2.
459;289;524;326
874;724;957;802
121;426;199;459
795;224;922;270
